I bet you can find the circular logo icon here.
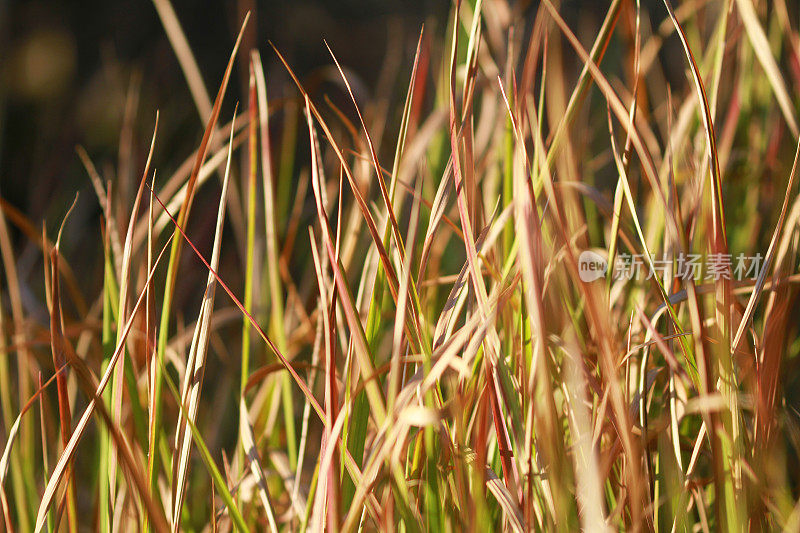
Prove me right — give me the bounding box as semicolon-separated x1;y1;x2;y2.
578;250;608;282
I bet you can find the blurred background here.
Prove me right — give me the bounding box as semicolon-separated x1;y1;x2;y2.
0;0;623;313
0;0;629;234
0;0;464;315
1;3;464;226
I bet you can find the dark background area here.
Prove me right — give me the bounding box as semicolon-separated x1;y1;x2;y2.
0;0;447;245
0;0;459;319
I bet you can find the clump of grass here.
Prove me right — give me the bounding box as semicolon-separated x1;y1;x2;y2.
3;0;800;530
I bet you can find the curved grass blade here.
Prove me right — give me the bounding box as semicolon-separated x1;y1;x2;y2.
171;107;236;531
151;13;249;500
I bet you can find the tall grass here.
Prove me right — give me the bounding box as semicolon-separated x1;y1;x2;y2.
3;0;800;530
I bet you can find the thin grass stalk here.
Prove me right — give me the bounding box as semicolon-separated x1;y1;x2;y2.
150;16;248;504
48;204;78;533
147;178;385;523
172;107;236;530
252;49;297;470
0;179;36;533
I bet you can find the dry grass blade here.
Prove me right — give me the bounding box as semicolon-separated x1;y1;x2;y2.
484;466;524;533
499;75;568;526
33;238;172;533
271;44;402;303
47;198;79;533
251;52;282;329
252;48;300;474
731;138;800;352
304;96;387;424
171;107;236;531
152;12;249;501
133;115;247;248
661;0;727;246
77;146;123;272
109;112;158;510
308;228;340;530
238;398;278;533
150;0;212;121
251;49;285;359
147;175;384;522
1;367;66;488
324;41;407;267
0;199;87;315
161;12;248;296
0;162;37;533
447;5;518;498
735;0;799;139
